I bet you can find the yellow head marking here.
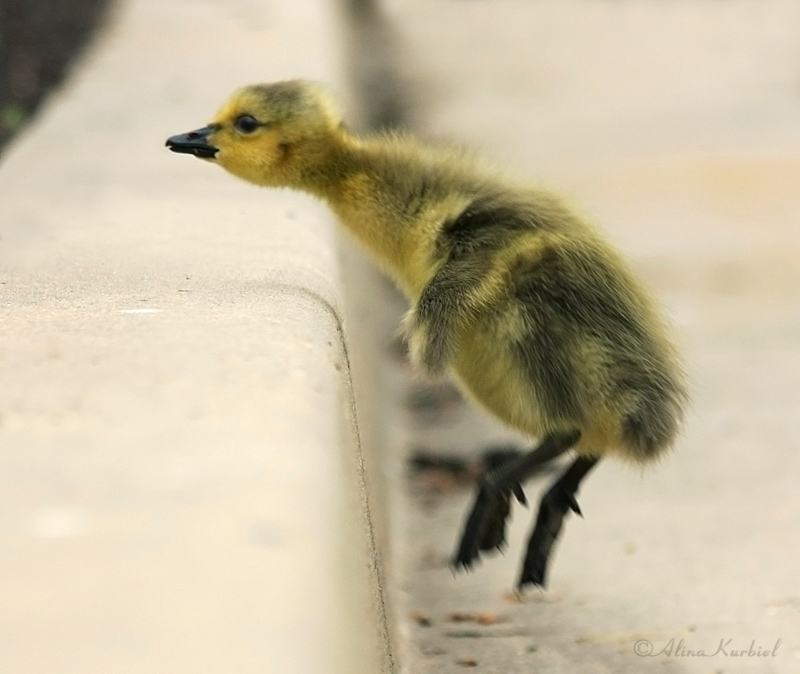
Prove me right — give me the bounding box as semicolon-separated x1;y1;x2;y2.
205;80;343;187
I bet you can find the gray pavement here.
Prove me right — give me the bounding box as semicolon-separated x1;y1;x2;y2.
375;0;800;672
0;1;386;673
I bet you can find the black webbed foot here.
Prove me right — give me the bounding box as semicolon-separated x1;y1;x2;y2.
451;474;526;571
452;435;581;574
452;447;526;570
517;484;582;589
517;456;599;590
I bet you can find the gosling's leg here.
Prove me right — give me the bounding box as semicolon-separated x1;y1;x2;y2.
518;455;599;590
468;447;526;552
452;430;581;571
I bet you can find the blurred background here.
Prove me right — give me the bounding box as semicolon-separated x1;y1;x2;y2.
2;0;800;673
0;0;112;151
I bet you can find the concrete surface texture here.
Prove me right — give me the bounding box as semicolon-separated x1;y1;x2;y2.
0;1;388;673
377;0;800;672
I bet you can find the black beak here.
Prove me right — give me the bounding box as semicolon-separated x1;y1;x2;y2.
165;125;218;159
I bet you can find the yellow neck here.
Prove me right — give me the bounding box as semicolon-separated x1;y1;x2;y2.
295;132;418;289
281;130;474;299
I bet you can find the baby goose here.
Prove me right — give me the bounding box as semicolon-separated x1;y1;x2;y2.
167;80;687;589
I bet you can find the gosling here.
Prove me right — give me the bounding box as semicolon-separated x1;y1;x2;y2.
166;80;687;590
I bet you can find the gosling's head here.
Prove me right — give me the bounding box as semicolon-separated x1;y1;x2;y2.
166;80;343;187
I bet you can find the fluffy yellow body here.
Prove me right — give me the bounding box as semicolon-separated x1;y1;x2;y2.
171;80;687;465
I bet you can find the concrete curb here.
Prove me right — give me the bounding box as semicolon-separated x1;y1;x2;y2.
0;0;391;672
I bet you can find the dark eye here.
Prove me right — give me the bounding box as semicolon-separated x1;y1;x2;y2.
234;115;260;134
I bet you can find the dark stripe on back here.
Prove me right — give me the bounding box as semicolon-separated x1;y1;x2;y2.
437;195;538;257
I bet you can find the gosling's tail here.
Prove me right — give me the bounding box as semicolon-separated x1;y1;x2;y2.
621;378;688;460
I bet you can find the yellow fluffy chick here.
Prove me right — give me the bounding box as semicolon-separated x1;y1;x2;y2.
167;80;687;589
